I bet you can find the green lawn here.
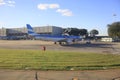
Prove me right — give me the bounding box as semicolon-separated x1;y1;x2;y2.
0;49;120;70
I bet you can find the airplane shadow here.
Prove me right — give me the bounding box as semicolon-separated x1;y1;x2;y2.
61;42;115;49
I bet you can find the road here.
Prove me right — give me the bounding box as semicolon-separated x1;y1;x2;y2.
0;69;120;80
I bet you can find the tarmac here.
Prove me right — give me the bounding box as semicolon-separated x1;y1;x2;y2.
0;40;120;54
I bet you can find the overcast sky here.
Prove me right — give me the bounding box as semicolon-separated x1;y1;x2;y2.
0;0;120;35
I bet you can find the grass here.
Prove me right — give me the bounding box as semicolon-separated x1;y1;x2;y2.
0;49;120;70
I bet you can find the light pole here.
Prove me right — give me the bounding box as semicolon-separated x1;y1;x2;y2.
113;14;117;22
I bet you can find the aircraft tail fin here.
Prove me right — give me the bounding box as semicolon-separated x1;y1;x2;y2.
26;24;36;35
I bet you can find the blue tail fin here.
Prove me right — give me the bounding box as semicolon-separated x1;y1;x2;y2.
26;24;36;35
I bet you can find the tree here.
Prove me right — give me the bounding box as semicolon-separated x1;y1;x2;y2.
90;29;99;37
79;29;88;36
63;28;79;36
108;22;120;39
63;28;88;36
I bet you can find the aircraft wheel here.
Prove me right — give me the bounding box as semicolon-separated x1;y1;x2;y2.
59;42;62;45
54;42;57;44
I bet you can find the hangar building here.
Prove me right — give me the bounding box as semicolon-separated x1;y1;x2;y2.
0;26;63;39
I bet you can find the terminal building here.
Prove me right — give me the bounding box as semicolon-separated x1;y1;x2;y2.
0;26;63;39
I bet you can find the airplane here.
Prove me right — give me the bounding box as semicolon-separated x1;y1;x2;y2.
26;24;81;45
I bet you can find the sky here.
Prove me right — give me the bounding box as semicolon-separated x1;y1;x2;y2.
0;0;120;36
